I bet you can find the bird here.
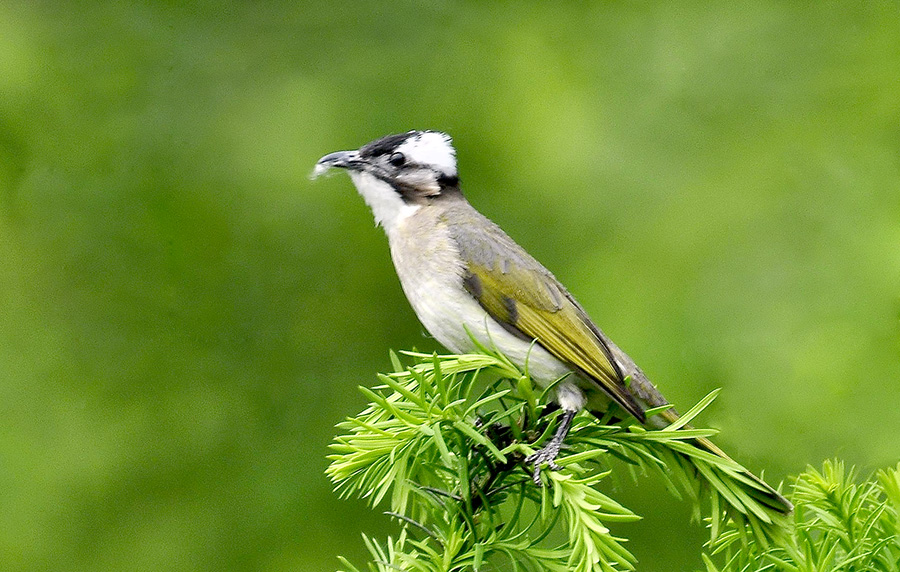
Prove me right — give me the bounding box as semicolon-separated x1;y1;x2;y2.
314;130;792;514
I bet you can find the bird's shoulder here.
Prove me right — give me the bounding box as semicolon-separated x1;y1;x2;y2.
439;200;568;313
437;198;641;416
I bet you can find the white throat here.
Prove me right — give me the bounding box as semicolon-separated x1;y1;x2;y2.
348;171;419;233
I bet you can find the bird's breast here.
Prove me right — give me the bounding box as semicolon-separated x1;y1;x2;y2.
386;209;570;384
387;212;479;354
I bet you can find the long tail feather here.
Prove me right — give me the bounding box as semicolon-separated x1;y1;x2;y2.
657;408;793;515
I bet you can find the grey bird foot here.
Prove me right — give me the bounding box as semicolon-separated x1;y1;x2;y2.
525;442;563;484
525;409;576;485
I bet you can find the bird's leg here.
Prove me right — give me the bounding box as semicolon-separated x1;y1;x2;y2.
525;408;576;484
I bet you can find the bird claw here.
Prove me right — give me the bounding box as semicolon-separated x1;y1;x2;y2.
525;443;563;485
525;409;575;485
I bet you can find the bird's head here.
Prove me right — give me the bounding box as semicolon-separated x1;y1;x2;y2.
314;130;460;230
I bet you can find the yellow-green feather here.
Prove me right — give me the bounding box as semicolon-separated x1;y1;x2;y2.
441;199;790;513
464;263;645;422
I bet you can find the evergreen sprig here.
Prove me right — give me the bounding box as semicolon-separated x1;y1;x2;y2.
704;460;900;572
327;349;793;571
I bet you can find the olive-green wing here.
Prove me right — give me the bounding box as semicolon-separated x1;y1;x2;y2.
446;207;645;421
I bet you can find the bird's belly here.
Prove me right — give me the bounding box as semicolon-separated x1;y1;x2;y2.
389;231;570;385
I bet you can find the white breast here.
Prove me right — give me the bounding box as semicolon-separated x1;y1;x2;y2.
386;208;571;385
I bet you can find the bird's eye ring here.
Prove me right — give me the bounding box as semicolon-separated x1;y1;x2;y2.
388;152;406;167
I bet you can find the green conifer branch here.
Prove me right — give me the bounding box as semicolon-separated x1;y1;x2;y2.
704;460;900;572
327;349;800;571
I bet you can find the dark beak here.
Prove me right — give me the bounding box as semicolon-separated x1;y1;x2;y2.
315;149;363;172
312;149;367;179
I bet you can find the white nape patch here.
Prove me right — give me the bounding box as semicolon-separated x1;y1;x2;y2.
348;171;418;232
396;132;457;176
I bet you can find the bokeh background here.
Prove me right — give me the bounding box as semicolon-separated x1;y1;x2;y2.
1;1;898;570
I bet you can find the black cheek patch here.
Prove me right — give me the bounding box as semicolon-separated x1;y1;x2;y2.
438;174;459;188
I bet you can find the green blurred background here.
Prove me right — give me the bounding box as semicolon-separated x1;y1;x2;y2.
1;1;898;570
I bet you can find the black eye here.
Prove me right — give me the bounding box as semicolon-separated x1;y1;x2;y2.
388;152;406;167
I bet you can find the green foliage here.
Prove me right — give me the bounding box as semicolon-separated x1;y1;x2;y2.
327;350;791;571
704;461;900;572
2;3;898;571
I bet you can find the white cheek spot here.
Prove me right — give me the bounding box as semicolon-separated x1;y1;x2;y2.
396;132;457;177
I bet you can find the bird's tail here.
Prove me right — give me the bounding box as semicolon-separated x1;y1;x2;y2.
603;338;793;517
655;407;794;518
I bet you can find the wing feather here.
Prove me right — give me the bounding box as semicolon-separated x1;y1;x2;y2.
445;206;645;421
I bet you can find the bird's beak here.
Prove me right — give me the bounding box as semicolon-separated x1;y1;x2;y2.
313;149;365;178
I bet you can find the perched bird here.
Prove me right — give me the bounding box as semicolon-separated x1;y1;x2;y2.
315;130;791;514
